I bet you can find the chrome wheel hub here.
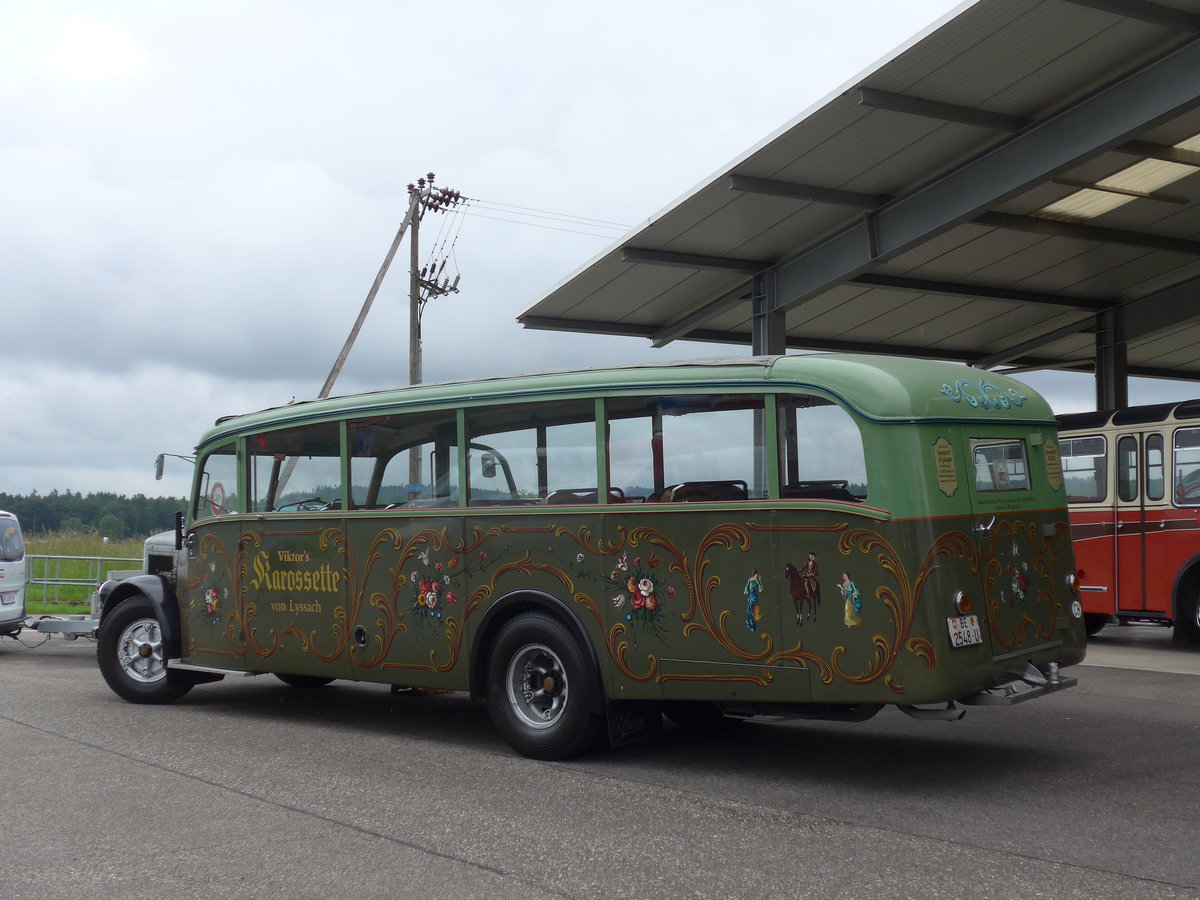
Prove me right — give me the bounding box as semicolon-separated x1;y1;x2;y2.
506;642;567;730
116;618;167;684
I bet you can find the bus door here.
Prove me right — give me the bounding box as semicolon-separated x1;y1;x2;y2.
1114;433;1148;615
961;433;1069;658
1138;432;1170;616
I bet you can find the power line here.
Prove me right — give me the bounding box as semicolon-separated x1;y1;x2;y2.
468;197;633;230
460;206;630;239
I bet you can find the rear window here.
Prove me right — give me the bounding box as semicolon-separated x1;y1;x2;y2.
972;440;1031;492
1;517;24;562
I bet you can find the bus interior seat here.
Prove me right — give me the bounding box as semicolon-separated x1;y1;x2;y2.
657;480;749;503
781;480;861;502
543;487;626;505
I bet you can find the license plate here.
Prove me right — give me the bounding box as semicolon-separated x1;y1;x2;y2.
947;614;982;648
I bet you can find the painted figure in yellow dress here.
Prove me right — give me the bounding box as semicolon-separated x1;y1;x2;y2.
840;571;862;627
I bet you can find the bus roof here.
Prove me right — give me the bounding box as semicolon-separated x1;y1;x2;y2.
1058;397;1200;432
199;354;1054;448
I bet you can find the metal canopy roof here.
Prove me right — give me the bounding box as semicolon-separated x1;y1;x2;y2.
518;0;1200;407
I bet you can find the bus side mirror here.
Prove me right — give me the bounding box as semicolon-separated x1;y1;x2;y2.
481;454;497;478
154;454;165;481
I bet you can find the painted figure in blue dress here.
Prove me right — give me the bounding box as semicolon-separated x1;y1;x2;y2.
744;569;763;632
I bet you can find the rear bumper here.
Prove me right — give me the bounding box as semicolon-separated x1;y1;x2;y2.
958;661;1076;706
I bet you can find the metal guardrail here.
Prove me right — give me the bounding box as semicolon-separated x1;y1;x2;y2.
26;554;141;604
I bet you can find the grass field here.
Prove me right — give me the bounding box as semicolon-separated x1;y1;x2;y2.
24;532;146;615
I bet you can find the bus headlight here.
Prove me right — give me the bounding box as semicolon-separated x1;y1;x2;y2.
953;590;971;614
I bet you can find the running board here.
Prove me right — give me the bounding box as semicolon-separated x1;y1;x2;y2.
168;659;261;678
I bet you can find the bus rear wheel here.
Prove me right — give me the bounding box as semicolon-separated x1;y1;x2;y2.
486;612;603;760
97;596;194;704
1172;591;1200;645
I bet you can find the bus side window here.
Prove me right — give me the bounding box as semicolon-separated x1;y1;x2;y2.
777;395;868;501
195;443;238;519
466;400;597;506
249;422;342;512
349;410;460;508
607;394;766;501
1116;435;1138;503
1173;427;1200;505
1060;435;1106;503
1146;433;1164;502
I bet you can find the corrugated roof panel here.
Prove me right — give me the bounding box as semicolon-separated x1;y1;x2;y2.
977;239;1138;289
836;120;1004;196
899;226;1054;282
623;270;746;327
1015;331;1096;363
783;284;871;331
1100;253;1200;301
1129;326;1200;367
519;0;1200;386
892;296;1042;345
830;295;1069;346
864;0;1041;95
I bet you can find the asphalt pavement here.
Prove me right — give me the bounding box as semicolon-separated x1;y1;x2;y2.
1;625;1197;900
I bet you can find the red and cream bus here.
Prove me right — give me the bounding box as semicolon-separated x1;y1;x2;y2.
1057;401;1200;643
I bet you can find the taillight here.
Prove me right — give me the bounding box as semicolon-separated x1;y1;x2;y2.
1067;569;1082;594
953;590;971;615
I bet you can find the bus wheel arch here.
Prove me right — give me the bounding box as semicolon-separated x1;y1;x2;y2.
99;575;183;659
97;593;194;704
470;590;604;711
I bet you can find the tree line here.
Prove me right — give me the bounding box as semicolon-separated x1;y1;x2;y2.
0;490;186;538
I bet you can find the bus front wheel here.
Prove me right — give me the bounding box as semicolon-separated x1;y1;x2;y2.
97;596;194;704
486;613;603;760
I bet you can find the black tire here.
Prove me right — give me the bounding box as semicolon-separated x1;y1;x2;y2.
275;673;335;688
97;596;194;704
1083;613;1108;637
1172;591;1200;645
486;612;603;760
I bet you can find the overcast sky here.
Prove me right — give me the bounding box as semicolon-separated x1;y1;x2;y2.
4;0;1196;503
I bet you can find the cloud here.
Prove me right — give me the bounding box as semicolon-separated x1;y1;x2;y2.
2;0;1009;496
38;19;151;81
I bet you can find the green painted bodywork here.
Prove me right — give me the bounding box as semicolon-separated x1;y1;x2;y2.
178;354;1085;709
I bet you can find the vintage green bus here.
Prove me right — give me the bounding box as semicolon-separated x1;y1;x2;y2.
97;355;1085;758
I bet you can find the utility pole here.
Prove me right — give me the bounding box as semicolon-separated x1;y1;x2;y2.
318;173;463;403
405;174;463;487
276;173;462;504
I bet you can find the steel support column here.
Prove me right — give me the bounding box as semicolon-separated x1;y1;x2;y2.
752;271;785;356
1096;309;1128;409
